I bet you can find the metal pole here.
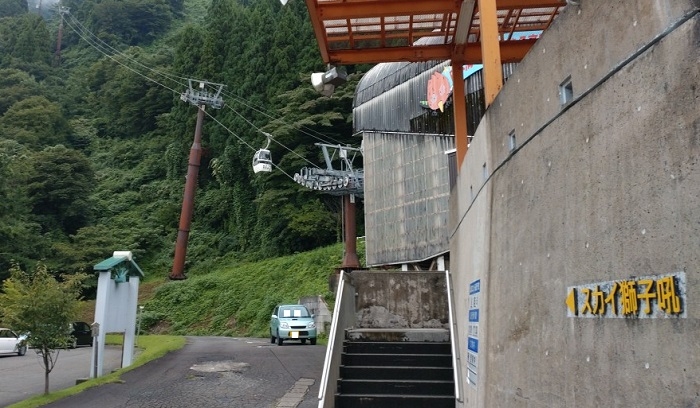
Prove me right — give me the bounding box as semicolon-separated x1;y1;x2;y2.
92;338;98;378
136;305;144;347
170;105;206;280
341;194;360;270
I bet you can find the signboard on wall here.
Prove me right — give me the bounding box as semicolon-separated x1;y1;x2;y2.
565;271;686;318
467;279;480;387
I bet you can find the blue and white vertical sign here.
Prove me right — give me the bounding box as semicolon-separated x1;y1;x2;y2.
467;279;480;387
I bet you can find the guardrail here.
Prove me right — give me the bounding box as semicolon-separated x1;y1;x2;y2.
445;269;463;402
318;271;356;408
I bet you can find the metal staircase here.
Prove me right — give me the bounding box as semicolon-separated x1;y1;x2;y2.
318;271;461;408
335;331;454;408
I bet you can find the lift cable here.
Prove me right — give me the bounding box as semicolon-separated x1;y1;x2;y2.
65;11;350;154
223;92;347;146
64;13;190;88
62;16;183;95
61;11;355;179
221;103;322;170
201;109;294;179
63;16;291;177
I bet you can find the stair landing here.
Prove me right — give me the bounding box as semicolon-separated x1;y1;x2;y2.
345;328;450;342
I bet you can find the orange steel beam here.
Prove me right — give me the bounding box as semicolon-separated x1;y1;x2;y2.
329;44;452;64
492;0;565;9
326;39;536;65
478;0;504;106
453;0;475;59
316;0;460;20
327;30;452;43
324;16;448;29
313;0;562;23
507;8;523;39
306;0;330;63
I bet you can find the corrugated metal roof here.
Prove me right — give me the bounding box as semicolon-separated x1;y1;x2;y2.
354;60;519;133
94;256;144;277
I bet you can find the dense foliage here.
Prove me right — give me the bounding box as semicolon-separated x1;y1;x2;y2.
0;0;366;291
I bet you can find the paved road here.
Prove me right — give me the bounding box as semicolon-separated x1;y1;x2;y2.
39;337;326;408
0;345;123;406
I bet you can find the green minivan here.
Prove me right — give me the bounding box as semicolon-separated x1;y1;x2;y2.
270;304;317;346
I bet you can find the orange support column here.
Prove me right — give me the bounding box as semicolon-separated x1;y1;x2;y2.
451;60;469;170
478;0;504;106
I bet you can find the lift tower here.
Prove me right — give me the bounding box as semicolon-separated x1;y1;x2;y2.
294;143;364;270
170;80;224;280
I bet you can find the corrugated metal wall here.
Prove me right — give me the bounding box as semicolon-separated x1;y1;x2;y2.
354;60;517;266
362;131;454;266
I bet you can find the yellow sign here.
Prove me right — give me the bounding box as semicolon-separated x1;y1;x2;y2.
566;272;685;318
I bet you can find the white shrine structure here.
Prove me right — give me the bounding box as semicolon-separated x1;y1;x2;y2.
91;250;144;378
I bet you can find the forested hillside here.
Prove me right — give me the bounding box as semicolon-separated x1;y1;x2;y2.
0;0;366;293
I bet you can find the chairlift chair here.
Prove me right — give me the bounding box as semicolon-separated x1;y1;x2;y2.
252;132;273;173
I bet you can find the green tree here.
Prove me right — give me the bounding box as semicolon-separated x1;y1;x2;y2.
0;0;28;18
0;96;72;148
89;0;173;46
0;13;52;79
0;263;86;395
26;145;95;235
0;139;46;279
0;68;42;115
84;51;175;139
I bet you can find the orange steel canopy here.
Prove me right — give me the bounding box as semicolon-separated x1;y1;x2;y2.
304;0;567;65
303;0;567;169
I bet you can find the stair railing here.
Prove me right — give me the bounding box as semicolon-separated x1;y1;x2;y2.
446;269;463;402
318;270;356;408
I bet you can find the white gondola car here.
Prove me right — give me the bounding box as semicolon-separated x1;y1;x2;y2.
252;149;272;173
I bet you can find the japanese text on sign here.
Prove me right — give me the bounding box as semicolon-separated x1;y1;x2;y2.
467;279;480;387
565;272;686;318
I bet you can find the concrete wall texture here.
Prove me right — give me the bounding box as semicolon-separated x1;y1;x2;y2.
450;1;700;407
350;271;449;329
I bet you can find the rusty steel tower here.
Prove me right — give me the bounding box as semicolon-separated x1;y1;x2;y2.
170;80;224;280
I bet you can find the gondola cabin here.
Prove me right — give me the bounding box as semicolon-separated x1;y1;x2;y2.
252;149;272;173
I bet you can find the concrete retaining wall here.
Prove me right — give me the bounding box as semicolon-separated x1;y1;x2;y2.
450;1;700;406
349;271;449;329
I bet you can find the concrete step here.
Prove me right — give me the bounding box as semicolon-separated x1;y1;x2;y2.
338;378;454;395
344;340;451;354
340;365;453;381
341;352;452;367
335;393;454;408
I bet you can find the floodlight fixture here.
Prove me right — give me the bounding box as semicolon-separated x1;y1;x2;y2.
310;66;347;97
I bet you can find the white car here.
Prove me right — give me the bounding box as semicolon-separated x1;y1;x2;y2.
0;328;28;356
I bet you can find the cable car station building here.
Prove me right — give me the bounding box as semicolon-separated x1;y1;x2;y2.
303;0;699;406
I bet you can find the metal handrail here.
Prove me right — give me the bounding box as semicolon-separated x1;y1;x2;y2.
445;269;463;402
317;271;346;407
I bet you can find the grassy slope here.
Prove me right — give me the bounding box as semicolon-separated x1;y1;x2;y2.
139;241;364;338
